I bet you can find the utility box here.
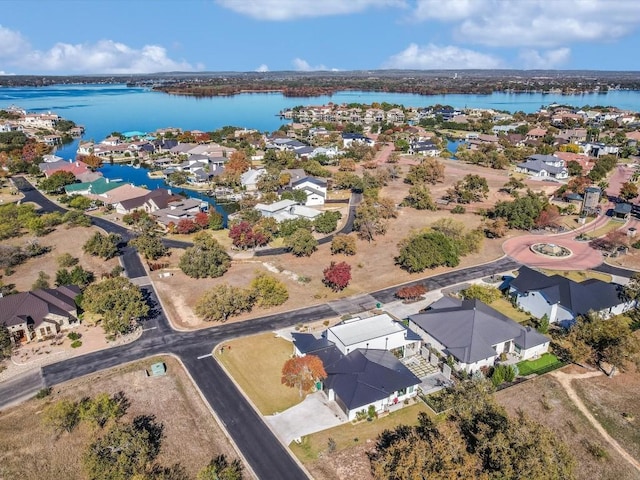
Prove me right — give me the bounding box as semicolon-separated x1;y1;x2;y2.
146;362;167;377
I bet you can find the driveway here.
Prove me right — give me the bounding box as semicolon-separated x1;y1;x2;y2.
266;392;348;444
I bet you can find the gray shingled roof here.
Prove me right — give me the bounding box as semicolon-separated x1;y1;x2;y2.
510;266;625;316
0;285;80;328
409;299;546;364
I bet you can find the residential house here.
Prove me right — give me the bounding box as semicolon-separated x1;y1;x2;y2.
241;168;266;192
1;285;81;343
113;188;182;215
39;159;93;180
526;128;547;142
152;198;206;227
516;154;568;179
292;314;422;420
64;177;124;197
408;297;550;373
508;266;634;325
580;142;619;157
341;132;374;148
386;108;405;123
254;199;322;222
553;151;594;175
292;176;327;206
408;141;440;157
90;184;150;208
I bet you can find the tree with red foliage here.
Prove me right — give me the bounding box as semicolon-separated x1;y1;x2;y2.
281;355;327;398
176;219;199;234
396;284;427;301
535;204;561;229
228;221;268;250
225;151;251;175
323;261;351;291
194;211;210;229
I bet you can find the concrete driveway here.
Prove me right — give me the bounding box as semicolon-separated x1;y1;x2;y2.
266;392;348;444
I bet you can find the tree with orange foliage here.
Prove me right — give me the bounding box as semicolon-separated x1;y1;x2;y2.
78;154;103;170
225;151;251;175
281;355;327;398
535;204;561;229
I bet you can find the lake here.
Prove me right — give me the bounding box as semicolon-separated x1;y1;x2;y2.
2;84;640;160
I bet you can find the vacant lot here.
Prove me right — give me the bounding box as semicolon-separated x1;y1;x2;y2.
496;368;640;480
0;356;241;480
4;225;120;291
573;371;640;464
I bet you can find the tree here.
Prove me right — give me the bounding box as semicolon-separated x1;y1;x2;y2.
564;312;640;375
167;170;189;186
83;232;121;260
404;158;445;185
225;151;251;175
82;276;149;335
278;218;312;237
281;355;327;398
176;218;199;234
250;272;289;307
330;234;357;255
396;284;427;301
396;231;460;273
313;210;342;234
193;211;210;229
63;210;92;227
39;171;77;194
619;181;639;201
43;399;80;434
0;323;13;359
229;221;268;250
446;174;489;204
179;232;231;278
353;201;387;242
492;191;547;230
535;204;561;229
83;415;164;480
32;271;51;289
285;228;318;256
208;211;224;230
323;261;351;291
566;160;583;176
484;217;508;238
197;455;244;480
195;284;255;322
68;195;93;210
461;284;501;304
79;391;129;428
402;184;437;210
55;265;95;288
623;273;640;302
129;234;168;260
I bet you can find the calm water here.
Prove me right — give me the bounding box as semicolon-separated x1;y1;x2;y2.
2;84;640;160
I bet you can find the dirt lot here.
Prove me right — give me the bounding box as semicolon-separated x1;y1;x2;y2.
3;225;120;291
0;356;241;480
573;370;640;464
154;165;507;329
495;367;640;480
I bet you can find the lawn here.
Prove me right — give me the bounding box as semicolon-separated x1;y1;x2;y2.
586;220;623;239
290;401;432;462
215;332;302;415
517;353;564;376
489;297;532;323
539;269;612;284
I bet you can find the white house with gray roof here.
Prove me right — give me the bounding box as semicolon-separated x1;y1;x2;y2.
516;154;568;179
409;298;549;373
292;176;327;206
254;199;322;222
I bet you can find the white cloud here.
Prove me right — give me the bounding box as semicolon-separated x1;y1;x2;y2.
0;26;202;74
0;71;15;76
0;25;30;59
384;43;503;69
519;48;571;69
411;0;640;48
256;64;270;72
292;58;329;71
216;0;402;20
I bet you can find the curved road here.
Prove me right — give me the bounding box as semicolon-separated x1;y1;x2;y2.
6;177;639;478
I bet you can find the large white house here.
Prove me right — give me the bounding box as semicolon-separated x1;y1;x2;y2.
516;154;568;179
292;176;327;206
254;199;322;222
508;266;633;326
409;298;550;373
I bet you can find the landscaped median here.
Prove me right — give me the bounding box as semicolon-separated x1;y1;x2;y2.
517;353;565;376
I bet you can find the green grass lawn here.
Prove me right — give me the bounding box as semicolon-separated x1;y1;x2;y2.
215;332;302;415
539;269;612;284
585;220;622;239
489;297;532;324
517;353;564;376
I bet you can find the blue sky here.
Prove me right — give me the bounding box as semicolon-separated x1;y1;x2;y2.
1;0;639;74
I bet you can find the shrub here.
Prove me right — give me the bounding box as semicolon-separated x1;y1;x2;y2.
461;284;501;304
330;234;357;256
451;205;466;214
35;387;52;399
70;340;83;348
396;284;427;301
67;332;81;341
323;261;351;291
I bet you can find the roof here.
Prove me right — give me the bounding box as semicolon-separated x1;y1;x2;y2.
323;349;420;410
291;176;327;189
99;184;150;204
517;158;566;175
0;285;80;328
510;266;625;316
409;299;543;364
65;177;124;195
328;314;408;348
615;203;633;214
255;199;297;213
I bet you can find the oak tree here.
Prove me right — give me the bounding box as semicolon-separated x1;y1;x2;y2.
281;355;327;398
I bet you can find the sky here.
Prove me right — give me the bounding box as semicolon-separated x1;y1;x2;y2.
1;0;639;75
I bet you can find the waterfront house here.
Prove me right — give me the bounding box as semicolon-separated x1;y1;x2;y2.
64;177;124;196
113;188;182;215
39;159;93;180
152;198;205;227
240;168;266;192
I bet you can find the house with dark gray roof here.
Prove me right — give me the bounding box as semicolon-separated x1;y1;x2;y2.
508;266;633;325
409;298;549;373
292;313;421;420
516;154;568;179
0;285;80;343
291;176;327;206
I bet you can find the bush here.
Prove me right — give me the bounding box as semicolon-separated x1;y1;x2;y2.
35;387;52;399
461;284;501;304
70;340;83;348
396;284;427;301
451;205;466;214
67;331;81;341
